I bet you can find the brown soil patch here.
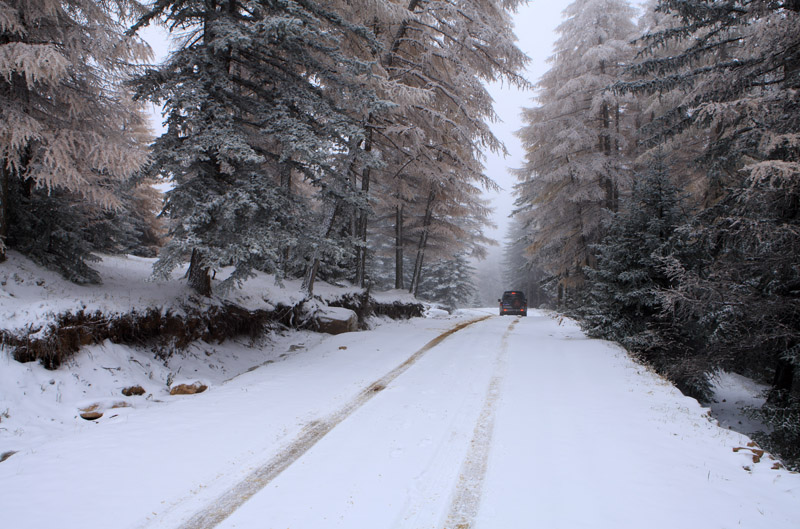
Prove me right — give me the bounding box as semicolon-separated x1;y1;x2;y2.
122;385;146;396
170;382;208;395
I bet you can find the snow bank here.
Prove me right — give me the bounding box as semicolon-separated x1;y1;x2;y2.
0;251;418;335
0;251;429;457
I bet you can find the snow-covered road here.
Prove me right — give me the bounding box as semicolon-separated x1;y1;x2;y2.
1;310;798;528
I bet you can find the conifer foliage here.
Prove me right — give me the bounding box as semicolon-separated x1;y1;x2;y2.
0;0;152;281
132;0;384;295
348;0;529;296
508;0;800;467
580;151;712;397
626;0;800;464
582;152;683;342
128;0;529;298
0;0;529;297
417;254;478;311
514;0;637;296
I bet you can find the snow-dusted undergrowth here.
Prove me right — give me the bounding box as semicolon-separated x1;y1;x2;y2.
0;252;420;455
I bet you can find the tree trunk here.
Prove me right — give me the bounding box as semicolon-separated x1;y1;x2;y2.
395;204;405;289
355;130;372;288
303;204;340;296
785;0;800;88
612;103;621;211
600;95;615;212
302;249;321;297
0;162;8;263
408;190;435;297
768;358;795;404
280;161;292;193
188;248;211;296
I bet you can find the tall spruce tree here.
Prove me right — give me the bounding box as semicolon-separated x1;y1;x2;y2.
514;0;637;301
583;152;682;341
417;253;478;310
0;0;151;281
618;0;800;465
132;0;383;295
580;150;714;397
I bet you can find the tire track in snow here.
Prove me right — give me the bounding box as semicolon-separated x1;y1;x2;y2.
443;318;516;529
171;314;492;529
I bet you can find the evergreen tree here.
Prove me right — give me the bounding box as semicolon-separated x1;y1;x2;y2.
580;150;712;397
514;0;638;300
583;152;682;341
628;0;708;198
132;0;384;295
502;214;550;308
354;0;529;294
618;0;800;464
417;254;478;311
84;175;164;258
0;0;151;280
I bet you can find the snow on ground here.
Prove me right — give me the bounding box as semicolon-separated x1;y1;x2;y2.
0;251;362;334
1;311;466;529
0;251;410;457
473;315;798;529
1;253;798;528
708;371;770;435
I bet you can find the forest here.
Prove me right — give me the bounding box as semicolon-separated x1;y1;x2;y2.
0;1;798;466
506;0;799;468
0;0;527;305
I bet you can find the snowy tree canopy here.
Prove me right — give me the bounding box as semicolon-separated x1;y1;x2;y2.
132;0;387;294
0;0;153;280
514;0;638;294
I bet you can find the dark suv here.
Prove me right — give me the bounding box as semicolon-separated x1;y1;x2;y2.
499;291;527;317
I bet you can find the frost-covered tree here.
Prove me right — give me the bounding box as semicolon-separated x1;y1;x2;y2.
406;165;496;297
577;150;714;396
132;0;383;295
514;0;638;299
417;253;478;310
583;152;683;340
0;0;151;280
623;0;800;202
616;0;800;465
354;0;528;294
661;4;799;368
84;175;164;258
627;0;707;198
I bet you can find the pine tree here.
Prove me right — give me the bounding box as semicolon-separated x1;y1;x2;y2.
619;0;800;464
579;150;714;396
583;152;681;338
417;253;478;311
352;0;529;294
84;175;164;258
0;0;151;280
132;0;383;295
514;0;638;300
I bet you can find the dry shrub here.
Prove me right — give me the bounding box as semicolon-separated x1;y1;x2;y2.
122;385;145;396
3;294;424;369
169;382;208;395
372;301;425;320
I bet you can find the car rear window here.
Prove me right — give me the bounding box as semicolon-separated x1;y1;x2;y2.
502;292;525;301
